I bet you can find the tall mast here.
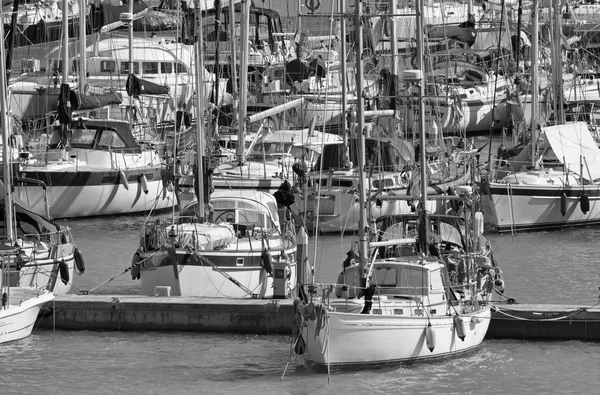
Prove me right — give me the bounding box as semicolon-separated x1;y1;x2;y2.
128;0;134;128
236;0;250;163
552;0;564;125
213;0;221;110
79;0;87;94
416;0;426;211
62;0;70;85
340;0;348;164
355;0;367;279
228;0;238;130
194;0;206;219
389;0;398;135
0;2;14;242
531;0;539;168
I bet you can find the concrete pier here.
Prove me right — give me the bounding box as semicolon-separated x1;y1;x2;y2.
39;295;294;334
38;296;600;341
489;304;600;341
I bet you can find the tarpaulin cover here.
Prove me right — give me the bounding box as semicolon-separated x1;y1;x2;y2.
544;121;600;181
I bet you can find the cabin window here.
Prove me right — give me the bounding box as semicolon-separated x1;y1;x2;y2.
142;62;159;74
70;128;96;148
257;15;270;44
372;267;397;287
397;266;428;295
237;210;265;228
430;270;445;292
175;63;187;73
120;61;139;74
372;179;394;189
161;62;173;74
97;129;126;148
318;179;353;188
101;61;116;73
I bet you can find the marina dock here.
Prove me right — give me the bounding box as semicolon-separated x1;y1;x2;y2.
38;295;600;341
489;304;600;341
38;295;293;335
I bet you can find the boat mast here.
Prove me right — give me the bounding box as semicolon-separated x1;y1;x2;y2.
0;2;14;242
416;0;426;213
340;0;348;164
389;0;398;135
531;0;539;169
228;0;238;130
214;0;221;110
60;0;71;157
552;0;564;125
236;0;250;164
355;0;368;280
79;0;87;94
194;0;206;219
62;0;69;86
128;0;134;128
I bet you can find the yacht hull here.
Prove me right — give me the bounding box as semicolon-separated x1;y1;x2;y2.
13;167;174;219
485;183;600;232
302;305;491;366
0;288;54;344
139;245;297;298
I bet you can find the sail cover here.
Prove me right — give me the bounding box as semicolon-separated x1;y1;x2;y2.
544;121;600;181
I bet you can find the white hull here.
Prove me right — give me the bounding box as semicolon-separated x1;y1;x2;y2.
485;183;600;232
303;305;491;366
14;172;174;219
139;245;297;298
409;96;509;135
0;288;54;344
12;247;76;295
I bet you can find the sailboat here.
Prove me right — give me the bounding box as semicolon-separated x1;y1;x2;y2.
7;0;177;219
130;0;298;299
290;0;496;368
483;0;600;233
0;3;55;344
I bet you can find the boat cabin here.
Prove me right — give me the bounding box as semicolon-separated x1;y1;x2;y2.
179;191;281;235
334;256;450;314
46;38;193;80
375;214;466;256
201;4;287;72
48;119;141;154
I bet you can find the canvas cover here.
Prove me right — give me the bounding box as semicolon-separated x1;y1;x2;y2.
544;121;600;181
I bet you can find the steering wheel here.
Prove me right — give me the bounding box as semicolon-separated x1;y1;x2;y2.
215;211;235;223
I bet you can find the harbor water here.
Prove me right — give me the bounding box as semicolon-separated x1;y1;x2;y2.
2;141;600;394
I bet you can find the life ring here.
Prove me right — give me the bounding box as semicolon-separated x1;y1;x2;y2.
58;259;70;285
74;247;86;274
131;253;142;280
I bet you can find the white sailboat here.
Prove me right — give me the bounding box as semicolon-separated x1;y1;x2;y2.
131;0;298;299
289;0;495;368
0;2;54;344
483;0;600;233
7;0;177;219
